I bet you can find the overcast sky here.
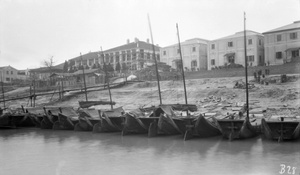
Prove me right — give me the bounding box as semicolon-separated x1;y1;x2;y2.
0;0;299;70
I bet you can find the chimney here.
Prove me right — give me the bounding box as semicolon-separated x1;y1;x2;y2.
135;37;139;43
147;38;150;43
127;39;130;44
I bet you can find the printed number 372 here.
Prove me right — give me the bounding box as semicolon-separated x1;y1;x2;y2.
279;164;297;174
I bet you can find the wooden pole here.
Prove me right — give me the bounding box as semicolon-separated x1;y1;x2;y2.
30;83;32;107
58;82;61;100
33;78;36;107
176;23;188;105
244;12;249;118
100;47;113;110
148;14;162;105
1;77;5;108
80;53;88;101
61;76;64;98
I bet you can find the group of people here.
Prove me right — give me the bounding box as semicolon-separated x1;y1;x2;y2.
253;68;270;85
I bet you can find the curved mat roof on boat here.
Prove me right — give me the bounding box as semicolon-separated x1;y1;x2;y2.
79;108;100;119
127;108;146;118
25;107;45;115
102;107;124;117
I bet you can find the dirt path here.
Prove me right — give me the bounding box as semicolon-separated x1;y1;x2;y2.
4;76;300;117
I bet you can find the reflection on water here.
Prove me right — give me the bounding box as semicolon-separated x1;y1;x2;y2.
0;128;299;175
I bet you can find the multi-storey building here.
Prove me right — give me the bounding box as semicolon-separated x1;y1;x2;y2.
263;21;300;65
160;38;208;71
71;38;160;71
0;66;28;83
208;30;264;70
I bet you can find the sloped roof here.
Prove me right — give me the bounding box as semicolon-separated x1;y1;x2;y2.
263;21;300;34
0;65;18;71
64;41;160;64
212;30;263;41
70;52;99;62
104;40;160;53
29;67;63;73
162;38;209;48
72;69;101;75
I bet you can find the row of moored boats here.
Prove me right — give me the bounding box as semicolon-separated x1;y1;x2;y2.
1;104;300;142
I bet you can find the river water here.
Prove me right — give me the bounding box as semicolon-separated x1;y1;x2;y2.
0;128;299;175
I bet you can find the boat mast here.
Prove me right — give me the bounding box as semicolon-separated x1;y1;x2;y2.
1;75;5;108
147;14;162;105
100;47;113;110
243;12;249;118
80;53;88;101
176;23;188;105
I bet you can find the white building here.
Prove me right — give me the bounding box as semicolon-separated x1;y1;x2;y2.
71;38;160;71
263;21;300;65
0;66;28;83
208;30;264;70
160;38;208;71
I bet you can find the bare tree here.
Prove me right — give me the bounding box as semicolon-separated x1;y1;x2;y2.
43;56;55;71
42;56;55;85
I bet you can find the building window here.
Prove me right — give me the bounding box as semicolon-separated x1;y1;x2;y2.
259;56;262;63
211;59;215;65
11;71;13;74
276;52;282;59
191;60;197;67
247;55;254;62
132;50;136;60
211;44;215;49
89;59;93;66
163;51;166;55
126;50;131;61
122;51;126;61
292;50;299;57
6;71;9;74
259;39;262;45
192;47;196;52
248;39;252;45
277;35;282;42
105;54;109;63
6;78;10;81
228;42;233;47
140;49;144;59
290;32;297;40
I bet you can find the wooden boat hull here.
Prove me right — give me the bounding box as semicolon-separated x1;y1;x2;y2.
261;118;300;142
122;113;159;136
10;114;35;127
27;114;44;128
74;110;99;131
93;107;125;133
122;113;148;135
53;113;79;130
41;111;58;129
161;104;197;112
25;107;46;128
184;115;221;140
217;117;258;141
79;101;116;108
0;113;15;128
74;119;99;131
94;116;125;132
157;114;188;135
